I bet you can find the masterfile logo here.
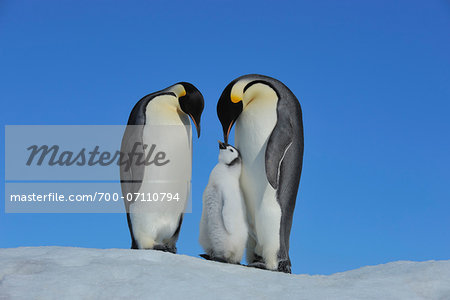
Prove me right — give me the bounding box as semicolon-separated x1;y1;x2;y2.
26;143;170;171
4;125;192;213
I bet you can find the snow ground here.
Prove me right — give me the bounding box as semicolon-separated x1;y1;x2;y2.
0;247;449;299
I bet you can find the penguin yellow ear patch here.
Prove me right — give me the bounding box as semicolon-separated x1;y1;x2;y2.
172;84;186;98
230;94;242;103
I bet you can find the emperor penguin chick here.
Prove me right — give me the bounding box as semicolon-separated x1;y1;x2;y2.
199;141;248;264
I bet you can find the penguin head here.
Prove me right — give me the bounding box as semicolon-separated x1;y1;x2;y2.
218;140;241;166
173;82;204;138
217;74;278;143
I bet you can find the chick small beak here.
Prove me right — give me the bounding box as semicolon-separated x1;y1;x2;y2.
218;140;227;149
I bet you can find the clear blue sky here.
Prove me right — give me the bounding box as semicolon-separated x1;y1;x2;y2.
1;0;449;275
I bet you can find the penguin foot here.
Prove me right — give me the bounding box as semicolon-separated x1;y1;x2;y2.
200;253;212;260
165;246;177;254
252;254;264;263
247;261;267;270
200;254;235;264
152;245;177;254
212;257;228;263
152;244;168;251
247;254;267;270
277;260;292;274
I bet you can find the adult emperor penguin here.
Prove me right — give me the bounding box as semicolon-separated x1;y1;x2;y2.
217;74;304;273
120;82;204;253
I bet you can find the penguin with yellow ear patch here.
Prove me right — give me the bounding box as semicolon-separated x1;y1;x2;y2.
121;82;204;253
217;74;304;273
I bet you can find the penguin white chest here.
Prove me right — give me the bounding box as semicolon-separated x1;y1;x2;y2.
130;97;192;249
235;96;278;222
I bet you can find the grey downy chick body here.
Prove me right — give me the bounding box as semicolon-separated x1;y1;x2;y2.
199;141;248;264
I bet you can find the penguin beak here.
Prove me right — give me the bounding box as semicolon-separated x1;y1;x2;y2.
177;83;204;139
218;140;227;149
189;113;201;138
225;121;235;144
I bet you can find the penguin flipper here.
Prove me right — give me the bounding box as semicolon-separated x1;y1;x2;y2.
265;84;304;191
265;94;304;272
120;105;147;243
265;116;293;190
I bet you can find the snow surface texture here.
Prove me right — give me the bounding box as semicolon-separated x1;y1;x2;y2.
0;247;449;300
